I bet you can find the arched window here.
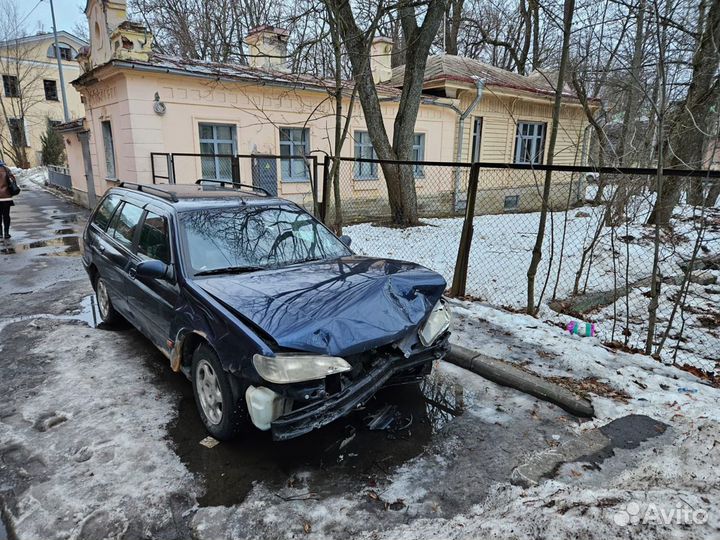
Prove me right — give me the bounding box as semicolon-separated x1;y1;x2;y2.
47;42;77;61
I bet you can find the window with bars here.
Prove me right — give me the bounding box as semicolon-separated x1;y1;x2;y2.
3;75;19;98
279;127;310;181
353;131;377;179
412;133;425;178
199;123;236;180
514;121;546;164
471;118;483;162
101;120;117;179
44;79;58;101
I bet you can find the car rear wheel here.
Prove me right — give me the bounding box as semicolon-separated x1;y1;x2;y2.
191;344;244;440
94;276;120;325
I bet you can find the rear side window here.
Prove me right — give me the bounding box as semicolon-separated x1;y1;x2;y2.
106;202;144;250
92;194;121;231
137;212;170;264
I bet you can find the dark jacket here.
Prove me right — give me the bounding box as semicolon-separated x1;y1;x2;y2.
0;167;15;199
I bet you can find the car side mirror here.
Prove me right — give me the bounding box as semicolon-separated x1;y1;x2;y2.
135;259;171;281
339;235;352;247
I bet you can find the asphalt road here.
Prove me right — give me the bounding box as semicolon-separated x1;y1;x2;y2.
0;180;671;539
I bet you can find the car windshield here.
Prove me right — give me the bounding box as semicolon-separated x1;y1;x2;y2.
179;205;351;274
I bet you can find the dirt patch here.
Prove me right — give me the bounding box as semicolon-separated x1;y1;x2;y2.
545;376;632;403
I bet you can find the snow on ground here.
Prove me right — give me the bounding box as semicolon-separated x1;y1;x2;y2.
0;320;197;539
346;190;720;371
11;166;48;187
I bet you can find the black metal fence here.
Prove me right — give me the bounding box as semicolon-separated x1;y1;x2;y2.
149;151;720;371
47;165;72;191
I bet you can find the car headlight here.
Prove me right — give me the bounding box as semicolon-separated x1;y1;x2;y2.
252;353;352;384
418;300;451;346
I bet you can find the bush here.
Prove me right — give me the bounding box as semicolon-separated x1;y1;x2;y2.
40;118;66;166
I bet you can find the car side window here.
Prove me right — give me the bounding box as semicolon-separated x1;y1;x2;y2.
106;202;144;250
92;194;121;231
137;211;171;264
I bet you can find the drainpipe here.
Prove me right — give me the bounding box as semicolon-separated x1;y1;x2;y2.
454;78;484;212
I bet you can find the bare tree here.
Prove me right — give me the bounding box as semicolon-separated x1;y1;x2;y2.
648;0;720;225
0;1;50;167
323;0;446;226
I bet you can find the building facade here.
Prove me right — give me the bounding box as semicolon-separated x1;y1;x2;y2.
61;0;594;216
0;31;87;167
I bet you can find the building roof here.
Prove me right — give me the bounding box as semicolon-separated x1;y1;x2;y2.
390;54;584;101
73;53;438;103
0;31;88;49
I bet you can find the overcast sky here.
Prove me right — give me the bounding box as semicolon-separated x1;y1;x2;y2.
18;0;87;39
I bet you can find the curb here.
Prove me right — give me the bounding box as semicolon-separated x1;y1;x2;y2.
446;344;595;418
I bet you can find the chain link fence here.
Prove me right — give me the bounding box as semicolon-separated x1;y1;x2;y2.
325;157;720;372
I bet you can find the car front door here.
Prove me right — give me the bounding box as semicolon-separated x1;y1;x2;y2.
126;207;179;350
98;201;145;317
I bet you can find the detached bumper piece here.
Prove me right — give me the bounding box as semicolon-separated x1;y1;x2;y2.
270;339;447;441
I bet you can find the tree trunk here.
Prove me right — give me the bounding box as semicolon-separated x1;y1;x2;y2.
526;0;575;314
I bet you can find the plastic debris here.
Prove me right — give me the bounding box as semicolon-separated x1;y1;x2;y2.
566;320;596;337
199;436;220;448
677;387;699;394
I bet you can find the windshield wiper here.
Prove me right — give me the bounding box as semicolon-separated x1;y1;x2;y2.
194;266;265;276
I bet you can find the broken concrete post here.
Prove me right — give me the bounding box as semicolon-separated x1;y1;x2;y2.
446;344;595;418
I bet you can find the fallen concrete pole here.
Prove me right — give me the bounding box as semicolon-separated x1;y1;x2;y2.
446;344;595;418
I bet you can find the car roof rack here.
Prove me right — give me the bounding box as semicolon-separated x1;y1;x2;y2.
195;178;270;196
118;182;179;202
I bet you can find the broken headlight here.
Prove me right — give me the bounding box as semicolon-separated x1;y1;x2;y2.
252;353;352;384
418;300;451;346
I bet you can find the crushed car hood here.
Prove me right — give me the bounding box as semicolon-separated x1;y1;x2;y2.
195;256;446;356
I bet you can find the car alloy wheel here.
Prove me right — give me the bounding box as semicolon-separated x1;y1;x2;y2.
196;358;223;425
96;278;111;320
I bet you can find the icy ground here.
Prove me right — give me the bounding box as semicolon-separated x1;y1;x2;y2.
346;190;720;372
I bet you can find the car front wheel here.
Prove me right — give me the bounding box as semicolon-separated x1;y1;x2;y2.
95;276;120;325
191;344;244;440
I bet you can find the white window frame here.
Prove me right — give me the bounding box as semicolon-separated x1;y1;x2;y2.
353;131;377;180
514;121;546;165
412;133;425;178
101;120;117;179
279;127;310;182
7;117;25;147
198;122;237;180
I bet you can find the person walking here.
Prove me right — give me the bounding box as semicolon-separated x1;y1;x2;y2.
0;161;17;239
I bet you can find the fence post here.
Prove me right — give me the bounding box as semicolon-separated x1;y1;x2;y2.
450;163;480;297
167;154;176;184
320;155;331;224
311;156;319;217
231;156;240;184
150;153;156;184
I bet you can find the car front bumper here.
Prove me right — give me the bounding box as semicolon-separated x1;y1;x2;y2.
270;336;449;441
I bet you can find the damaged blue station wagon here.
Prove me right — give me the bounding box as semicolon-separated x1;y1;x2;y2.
82;181;450;440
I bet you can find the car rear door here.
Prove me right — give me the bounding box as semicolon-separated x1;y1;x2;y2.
126;206;179;350
99;201;145;317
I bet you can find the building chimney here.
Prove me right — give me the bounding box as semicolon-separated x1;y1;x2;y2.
370;36;393;84
245;26;290;71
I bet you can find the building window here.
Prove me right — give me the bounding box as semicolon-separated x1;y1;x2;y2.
471;118;483;162
514;122;546;164
101;120;117;179
8;118;25;146
412;133;425;178
199;123;236;180
3;75;19;98
44;79;58;101
280;127;310;181
354;131;377;179
47;43;74;60
504;195;520;211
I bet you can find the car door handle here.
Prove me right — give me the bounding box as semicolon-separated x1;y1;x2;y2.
98;245;106;254
128;267;137;279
